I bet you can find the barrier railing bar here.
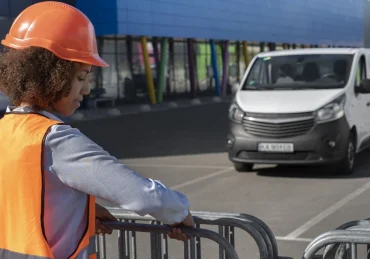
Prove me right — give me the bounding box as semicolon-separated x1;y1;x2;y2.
96;235;101;258
191;236;196;259
96;234;107;259
219;225;224;259
351;243;357;259
126;220;131;259
196;223;201;259
102;221;240;259
118;228;126;259
132;219;137;259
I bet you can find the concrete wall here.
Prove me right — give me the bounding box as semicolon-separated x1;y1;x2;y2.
76;0;364;46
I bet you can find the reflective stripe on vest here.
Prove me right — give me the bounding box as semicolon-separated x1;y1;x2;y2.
0;113;97;259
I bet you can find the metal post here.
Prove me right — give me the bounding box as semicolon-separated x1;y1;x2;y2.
221;41;230;96
140;36;157;104
260;42;265;52
236;41;241;82
210;40;221;96
126;36;136;100
242;41;248;69
187;38;197;98
152;37;161;81
157;38;168;103
114;35;120;99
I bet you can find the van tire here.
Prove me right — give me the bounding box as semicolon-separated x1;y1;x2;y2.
336;132;356;175
234;162;254;172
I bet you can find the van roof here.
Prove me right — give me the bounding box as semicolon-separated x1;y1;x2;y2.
256;48;360;58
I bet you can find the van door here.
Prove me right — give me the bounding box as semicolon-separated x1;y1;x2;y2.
353;52;370;150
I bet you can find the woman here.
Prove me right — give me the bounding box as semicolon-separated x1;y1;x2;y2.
0;2;194;259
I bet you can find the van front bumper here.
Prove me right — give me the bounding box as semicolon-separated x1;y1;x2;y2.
227;116;350;165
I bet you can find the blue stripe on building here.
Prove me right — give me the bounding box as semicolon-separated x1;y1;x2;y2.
76;0;364;47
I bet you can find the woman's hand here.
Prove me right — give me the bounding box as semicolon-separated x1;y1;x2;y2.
95;203;117;235
168;210;195;241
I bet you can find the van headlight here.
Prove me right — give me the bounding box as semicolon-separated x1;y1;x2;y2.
315;94;346;124
229;102;244;123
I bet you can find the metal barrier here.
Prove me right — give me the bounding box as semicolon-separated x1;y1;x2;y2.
97;221;239;259
95;208;282;259
302;219;370;259
322;219;370;259
303;230;370;259
94;208;370;259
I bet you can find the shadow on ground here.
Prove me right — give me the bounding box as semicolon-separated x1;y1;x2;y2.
254;149;370;179
71;103;231;159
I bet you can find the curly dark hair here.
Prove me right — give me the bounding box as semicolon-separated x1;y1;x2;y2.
0;46;80;111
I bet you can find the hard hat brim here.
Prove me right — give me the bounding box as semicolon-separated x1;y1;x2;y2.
68;54;110;68
1;36;110;68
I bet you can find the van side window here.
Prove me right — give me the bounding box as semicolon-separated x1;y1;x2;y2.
355;56;366;88
246;59;262;85
246;58;273;86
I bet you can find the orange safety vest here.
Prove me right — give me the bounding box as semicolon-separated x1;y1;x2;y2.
0;112;96;259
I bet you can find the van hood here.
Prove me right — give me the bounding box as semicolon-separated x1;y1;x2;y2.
235;89;344;113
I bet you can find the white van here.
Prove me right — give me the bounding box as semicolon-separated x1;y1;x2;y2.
0;92;10;118
227;48;370;175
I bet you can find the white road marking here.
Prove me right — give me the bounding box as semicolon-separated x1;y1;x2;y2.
285;180;370;239
169;167;234;190
126;163;231;170
276;236;313;242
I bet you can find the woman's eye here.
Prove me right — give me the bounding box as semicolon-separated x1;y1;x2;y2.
78;77;85;82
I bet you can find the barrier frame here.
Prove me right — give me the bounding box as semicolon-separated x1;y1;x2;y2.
303;219;370;259
98;221;239;259
95;208;281;259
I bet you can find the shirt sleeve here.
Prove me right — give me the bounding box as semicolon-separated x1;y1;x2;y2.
43;124;190;225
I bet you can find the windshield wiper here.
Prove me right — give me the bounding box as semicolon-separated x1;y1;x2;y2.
243;86;266;90
245;86;294;90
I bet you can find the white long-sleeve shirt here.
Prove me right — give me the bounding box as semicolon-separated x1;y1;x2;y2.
5;106;190;259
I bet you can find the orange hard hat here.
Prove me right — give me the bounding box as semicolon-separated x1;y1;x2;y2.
1;1;109;67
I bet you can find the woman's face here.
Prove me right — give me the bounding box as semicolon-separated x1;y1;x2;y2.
53;63;92;117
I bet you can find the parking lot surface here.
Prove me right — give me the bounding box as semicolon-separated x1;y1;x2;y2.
72;102;370;258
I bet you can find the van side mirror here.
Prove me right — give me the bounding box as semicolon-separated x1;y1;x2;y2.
355;79;370;94
231;82;240;94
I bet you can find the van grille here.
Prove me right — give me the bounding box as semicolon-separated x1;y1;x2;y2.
242;113;315;138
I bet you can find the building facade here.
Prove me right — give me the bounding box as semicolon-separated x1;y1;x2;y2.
0;0;366;107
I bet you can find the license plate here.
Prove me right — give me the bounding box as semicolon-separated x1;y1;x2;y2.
258;143;294;153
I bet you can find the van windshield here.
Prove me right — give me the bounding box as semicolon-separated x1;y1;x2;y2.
242;54;354;90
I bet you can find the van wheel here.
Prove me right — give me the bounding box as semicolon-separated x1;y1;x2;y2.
336;132;356;175
233;162;254;172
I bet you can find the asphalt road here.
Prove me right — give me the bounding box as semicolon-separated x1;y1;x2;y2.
71;102;370;259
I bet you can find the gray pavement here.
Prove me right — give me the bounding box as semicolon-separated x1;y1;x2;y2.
71;102;370;259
